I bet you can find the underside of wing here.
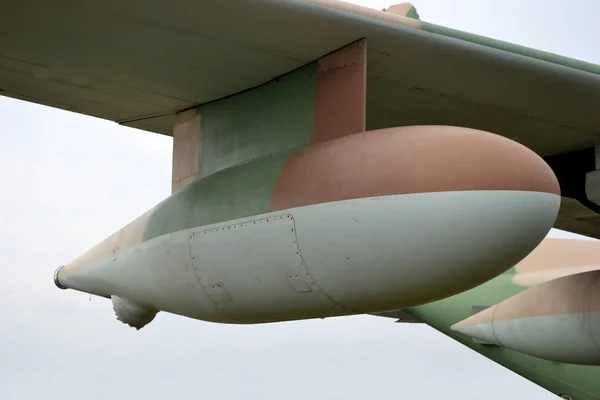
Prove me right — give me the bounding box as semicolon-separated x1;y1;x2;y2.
1;0;599;148
3;0;600;237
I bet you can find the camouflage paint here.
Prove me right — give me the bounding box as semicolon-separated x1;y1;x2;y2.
406;238;600;400
148;123;559;239
450;272;600;364
196;63;317;178
146;40;368;237
144;152;289;240
65;40;368;267
512;237;600;286
62;207;156;276
52;8;590;395
418;22;600;75
450;241;600;366
311;39;366;144
169;62;320;193
307;1;600;76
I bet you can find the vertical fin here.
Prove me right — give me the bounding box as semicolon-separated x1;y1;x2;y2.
170;39;367;193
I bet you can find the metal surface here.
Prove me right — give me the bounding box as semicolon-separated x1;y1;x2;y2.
188;214;334;317
1;0;599;157
53;266;66;289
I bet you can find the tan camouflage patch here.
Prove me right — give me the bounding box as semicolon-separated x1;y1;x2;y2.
513;238;600;286
62;207;156;275
311;39;366;144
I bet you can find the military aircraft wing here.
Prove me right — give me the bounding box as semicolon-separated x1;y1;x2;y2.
2;0;599;143
3;0;600;236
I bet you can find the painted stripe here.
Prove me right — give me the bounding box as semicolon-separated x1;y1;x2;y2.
311;39;366;144
149;39;370;238
144;152;288;241
512;238;600;286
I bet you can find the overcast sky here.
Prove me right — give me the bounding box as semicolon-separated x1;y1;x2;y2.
1;1;598;399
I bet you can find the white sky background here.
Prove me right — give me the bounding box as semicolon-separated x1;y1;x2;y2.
0;0;597;399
